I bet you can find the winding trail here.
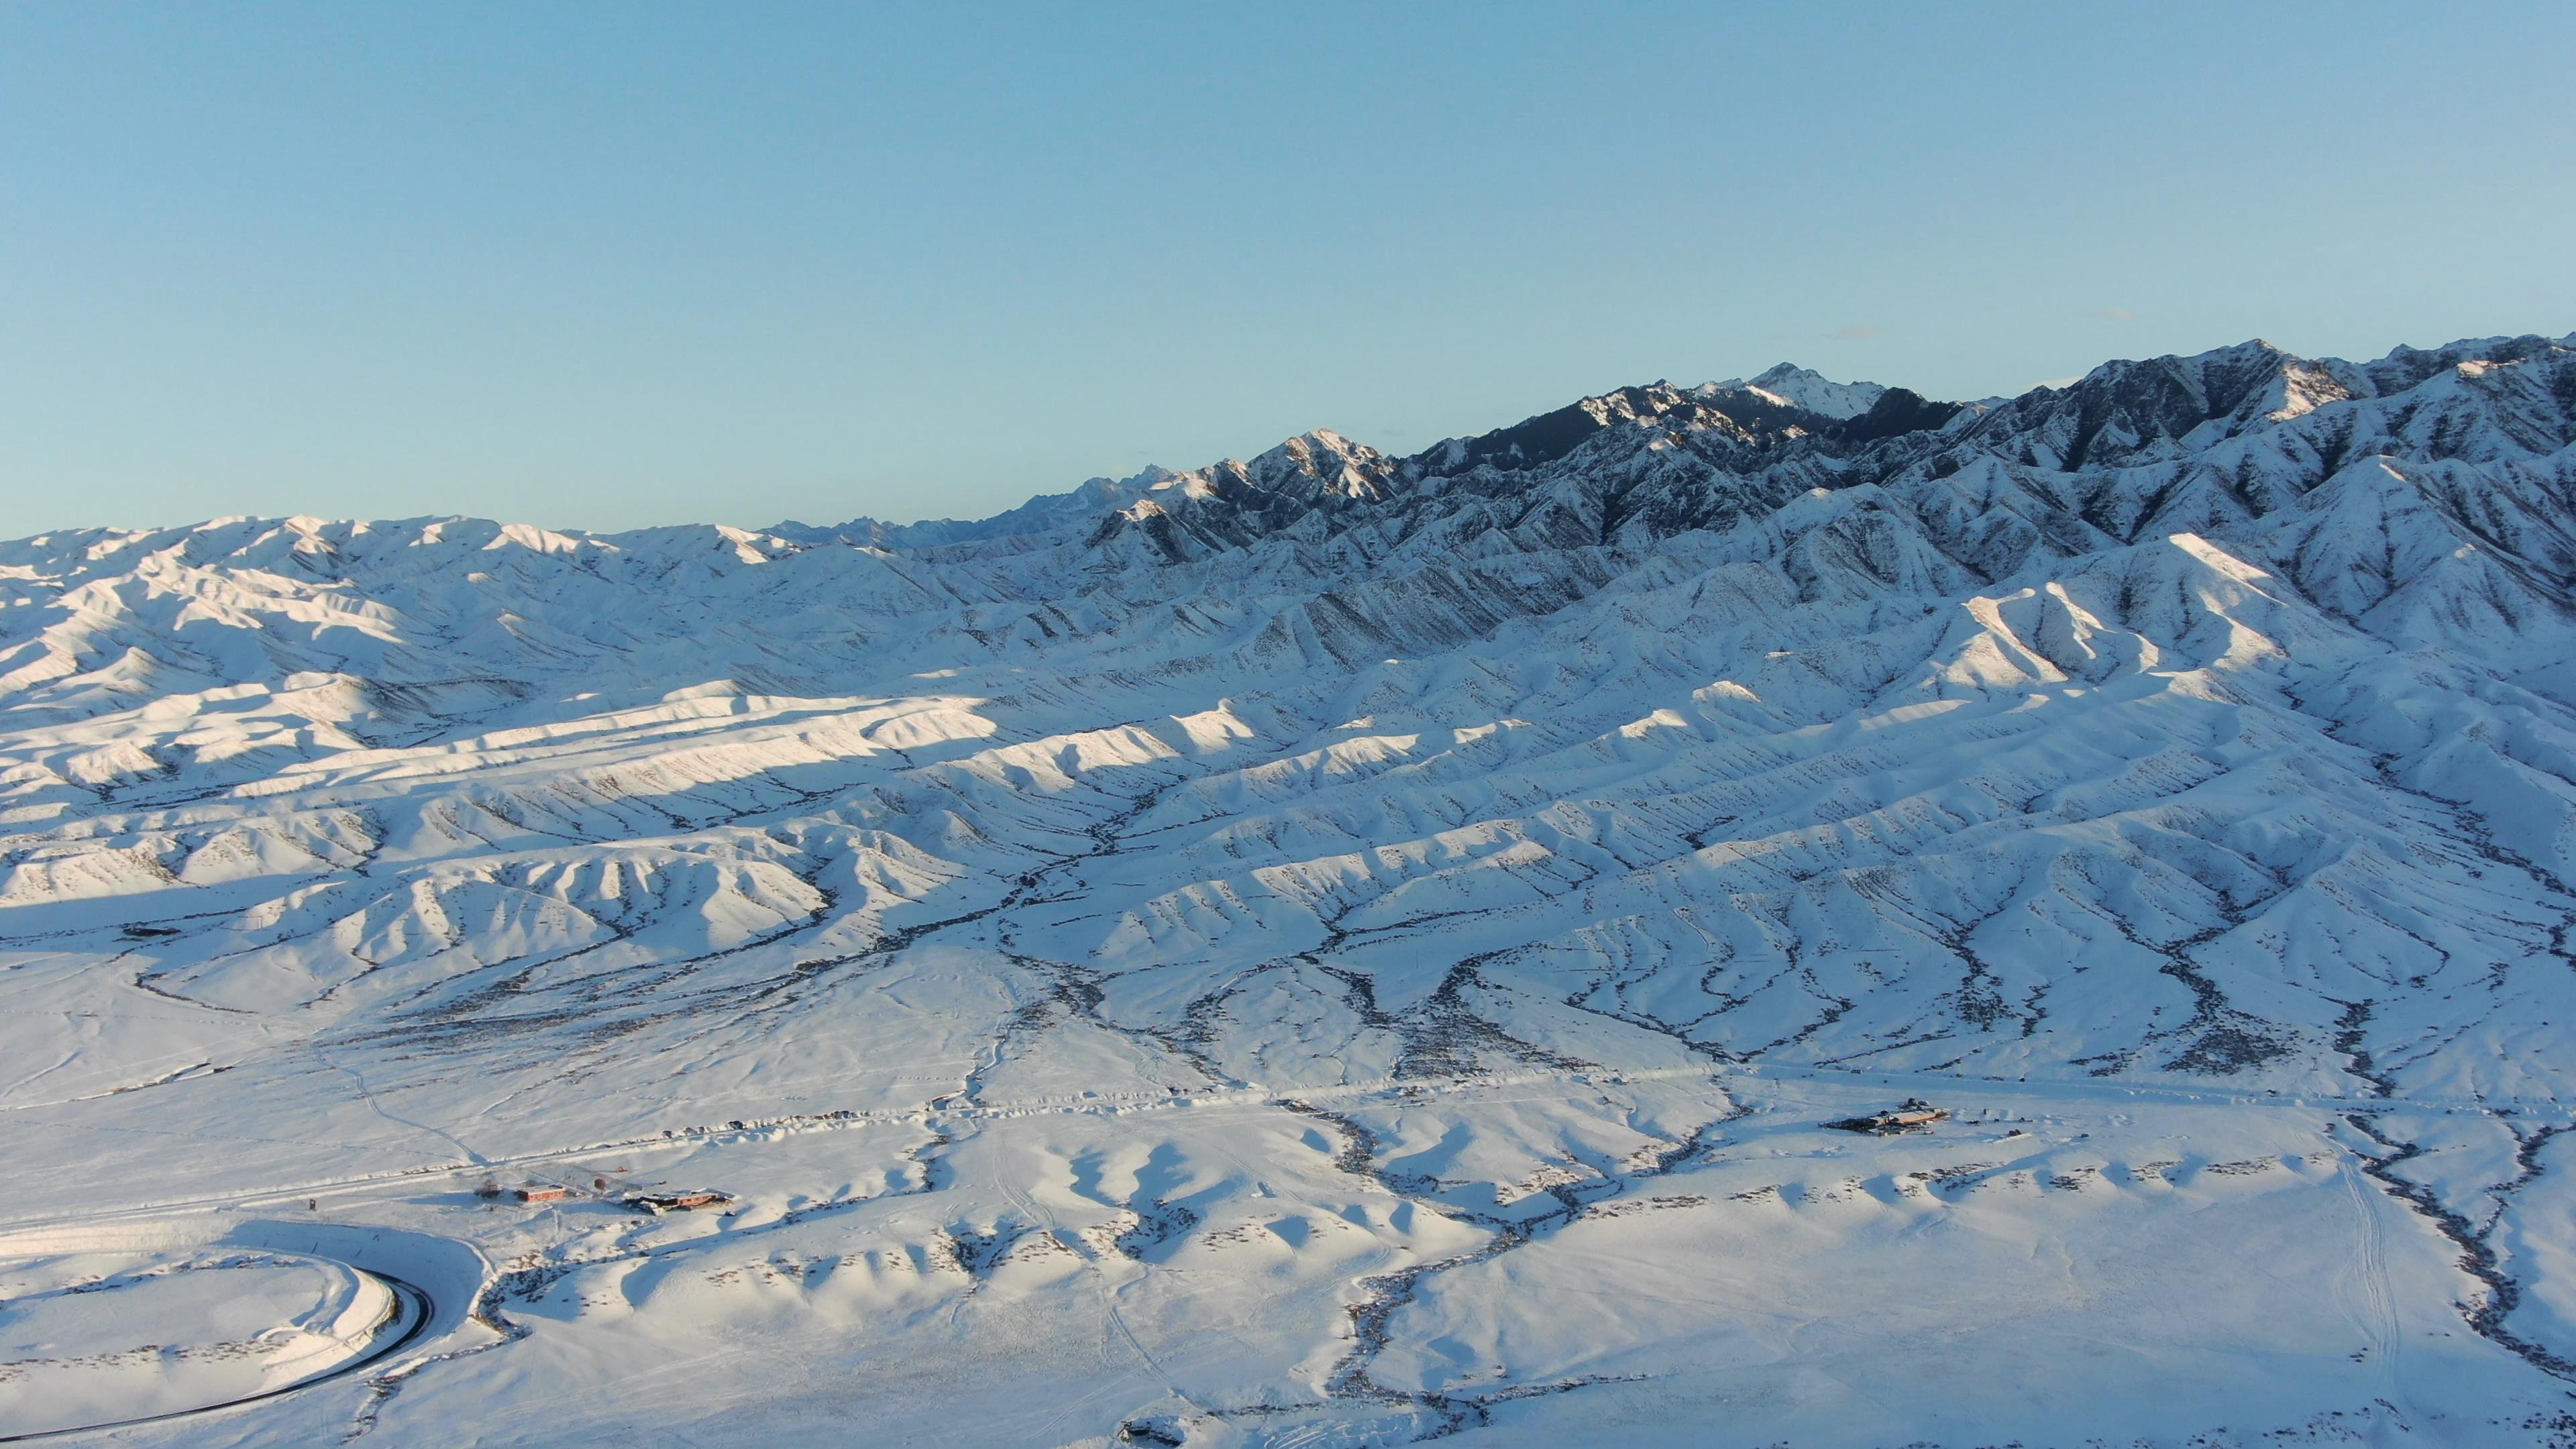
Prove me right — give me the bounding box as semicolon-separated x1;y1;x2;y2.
2337;1157;2402;1401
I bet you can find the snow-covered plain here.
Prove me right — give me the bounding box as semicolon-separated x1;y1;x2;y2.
5;334;2576;1446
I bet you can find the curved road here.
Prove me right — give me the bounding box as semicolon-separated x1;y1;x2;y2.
0;1271;435;1444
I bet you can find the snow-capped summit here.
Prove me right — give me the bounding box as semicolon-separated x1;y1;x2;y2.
1715;361;1888;418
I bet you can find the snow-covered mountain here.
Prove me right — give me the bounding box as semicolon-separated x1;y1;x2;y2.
5;335;2576;1446
1716;361;1889;419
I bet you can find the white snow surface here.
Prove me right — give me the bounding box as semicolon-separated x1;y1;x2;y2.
6;335;2576;1446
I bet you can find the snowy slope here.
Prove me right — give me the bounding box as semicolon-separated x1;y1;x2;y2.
5;337;2576;1446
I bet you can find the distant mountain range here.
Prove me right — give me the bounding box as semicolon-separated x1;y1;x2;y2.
7;329;2573;1085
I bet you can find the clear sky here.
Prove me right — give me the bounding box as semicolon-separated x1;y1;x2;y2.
4;3;2571;535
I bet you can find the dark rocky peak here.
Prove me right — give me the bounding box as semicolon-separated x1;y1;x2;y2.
2360;332;2575;396
1827;388;1963;444
2084;339;2310;428
1408;382;1822;479
1934;334;2576;476
1075;431;1401;565
1114;431;1400;519
1237;430;1401;503
1954;339;2346;470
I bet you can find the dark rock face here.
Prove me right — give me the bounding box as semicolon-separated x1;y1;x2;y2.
1829;387;1962;444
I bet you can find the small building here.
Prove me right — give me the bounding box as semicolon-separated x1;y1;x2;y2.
625;1189;735;1214
1826;1098;1951;1135
515;1185;574;1203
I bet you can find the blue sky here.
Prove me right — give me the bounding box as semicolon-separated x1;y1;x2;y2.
3;3;2571;533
